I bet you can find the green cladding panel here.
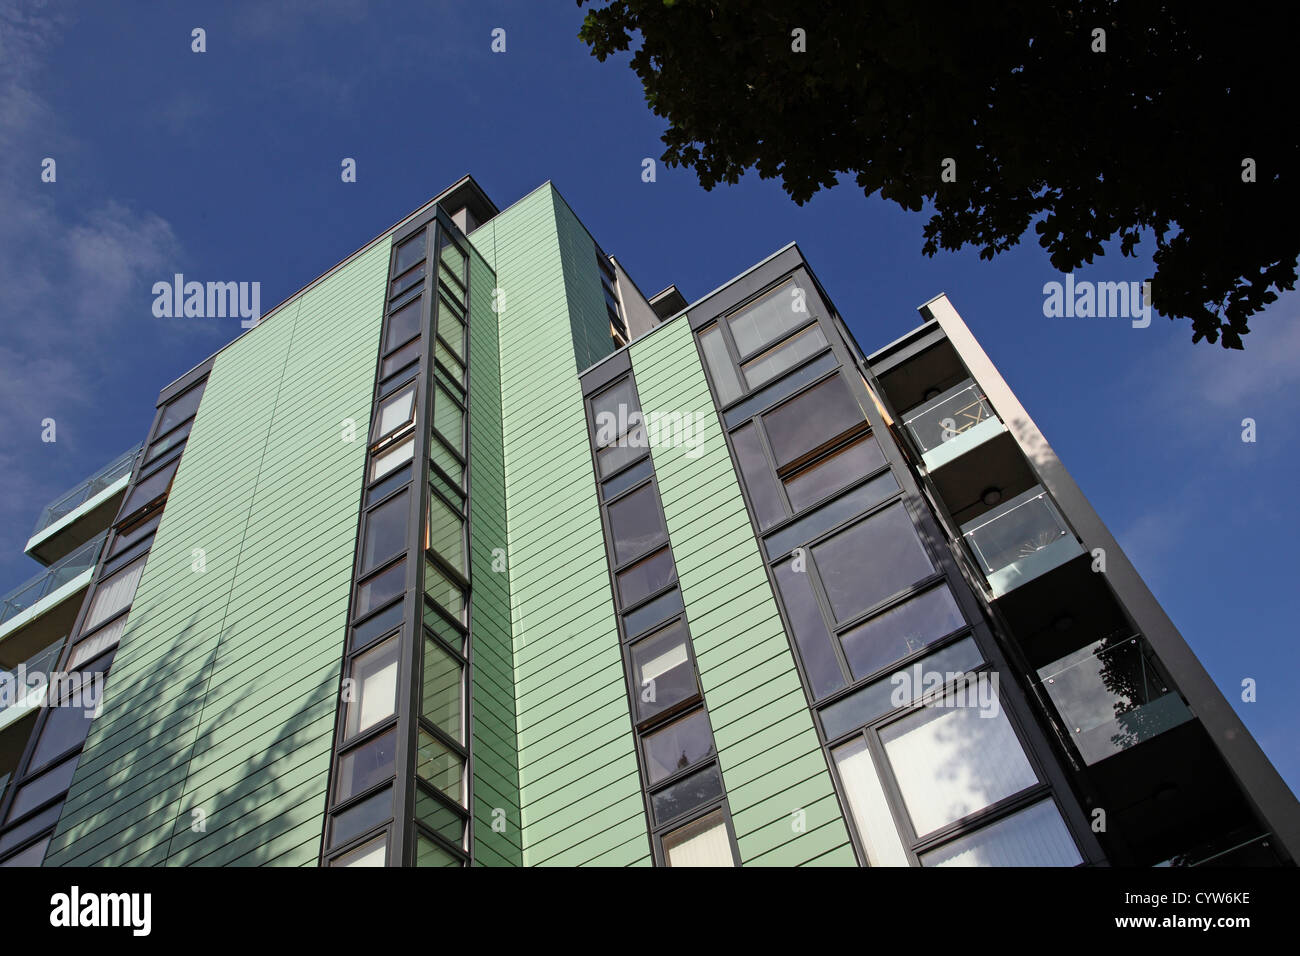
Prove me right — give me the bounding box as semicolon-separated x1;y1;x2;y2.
44;241;390;866
629;316;856;866
463;236;522;867
470;185;649;866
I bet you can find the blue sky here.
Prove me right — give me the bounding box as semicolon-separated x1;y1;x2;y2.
1;1;1295;793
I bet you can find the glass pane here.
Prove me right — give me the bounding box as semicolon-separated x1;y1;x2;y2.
375;386;415;441
762;375;865;471
731;423;785;530
773;559;845;699
622;587;683;639
764;470;899;558
591;379;638;446
0;804;62;855
0;836;51;867
723;352;839;429
784;436;887;512
616;547;675;608
437;301;466;358
417;834;461;867
107;513;162;558
881;697;1038;837
698;326;742;405
425;612;466;656
417;730;464;805
742;325;828;389
726;279;803;355
663;809;735;867
156;382;205;434
643;710;715;784
596;422;647;477
390;261;425;298
424;558;465;622
606;484;667;564
330;786;391;847
651;763;724;825
359;491;408;575
370;437;414;482
1037;634;1193;765
422;636;462;743
330;835;386;867
812;504;934;622
820;637;983;740
380;337;421;379
356;561;405;617
385;297;422;351
631;622;696;722
69;616;128;668
961;488;1071;576
145;420;191;463
416;785;464;845
83;556;145;631
601;459;653;500
833;737;910;867
921;799;1081;867
435;339;464;384
426;491;465;575
335;729;396;803
394;232;426;274
434;384;464;453
29;699;94;770
118;458;178;518
840;585;966;681
8;754;79;820
344;638;398;739
369;461;413;505
902;380;996;454
351;601;403;651
439;235;467;285
430;435;463;487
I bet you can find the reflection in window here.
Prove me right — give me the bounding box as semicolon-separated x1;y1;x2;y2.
360;491;408;574
662;809;735;867
631;623;696;723
839;584;965;681
920;799;1081;867
698;325;742;406
726;279;802;356
812;504;934;622
643;710;714;784
762;374;866;471
731;423;785;530
616;547;676;607
607;484;668;564
833;737;909;866
773;559;845;699
783;435;886;512
742;325;828;389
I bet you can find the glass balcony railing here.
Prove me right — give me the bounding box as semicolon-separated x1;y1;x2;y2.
901;380;997;455
0;640;64;717
0;532;106;629
1036;632;1194;765
960;486;1083;594
30;445;141;540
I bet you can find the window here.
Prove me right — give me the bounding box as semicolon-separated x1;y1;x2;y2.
69;616;127;668
731;423;785;530
29;699;94;770
351;601;403;651
773;559;845;699
156;382;205;435
622;587;684;638
839;584;965;681
390;262;425;298
607;484;667;564
356;562;405;617
7;754;79;820
359;491;408;575
662;810;735;867
919;799;1081;867
394;232;426;274
374;386;416;442
812;504;934;622
596;422;647;477
601;459;652;500
424;559;465;622
435;340;464;386
630;622;697;723
741;324;828;389
417;834;461;867
331;786;392;847
591;380;638;446
417;730;464;805
698;325;743;406
385;297;422;351
652;763;725;825
422;636;463;743
118;459;178;519
426;490;465;575
880;699;1037;837
833;737;910;867
335;730;395;803
726;279;803;356
82;556;145;631
331;835;386;867
762;374;867;471
344;638;399;739
439;234;467;286
107;513;161;558
380;338;421;380
144;420;191;464
430;436;463;487
616;547;675;608
370;437;413;483
643;710;714;784
433;384;464;453
783;435;886;512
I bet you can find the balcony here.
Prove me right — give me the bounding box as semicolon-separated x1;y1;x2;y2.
960;486;1083;596
1036;632;1193;765
901;379;1005;471
0;533;104;662
25;445;140;566
0;640;63;730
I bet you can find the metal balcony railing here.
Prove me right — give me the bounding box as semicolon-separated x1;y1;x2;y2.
0;640;64;717
901;380;997;454
30;445;141;540
0;532;106;629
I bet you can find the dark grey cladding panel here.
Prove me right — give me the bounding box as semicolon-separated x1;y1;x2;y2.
687;247;807;330
579;347;632;397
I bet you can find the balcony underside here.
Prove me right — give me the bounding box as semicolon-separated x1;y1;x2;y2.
24;475;128;567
